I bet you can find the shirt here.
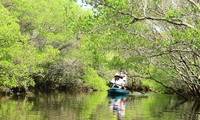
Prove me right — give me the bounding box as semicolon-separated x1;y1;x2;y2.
121;76;127;85
110;78;124;88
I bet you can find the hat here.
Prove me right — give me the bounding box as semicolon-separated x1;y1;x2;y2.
114;73;122;78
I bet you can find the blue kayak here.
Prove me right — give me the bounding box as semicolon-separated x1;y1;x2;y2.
108;94;128;100
108;88;130;95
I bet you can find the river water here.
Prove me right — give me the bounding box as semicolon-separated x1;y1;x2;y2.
0;91;199;120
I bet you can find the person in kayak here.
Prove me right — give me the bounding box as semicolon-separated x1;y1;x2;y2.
110;73;125;89
120;70;128;90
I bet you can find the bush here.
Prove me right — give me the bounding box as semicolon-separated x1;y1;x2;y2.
82;67;109;91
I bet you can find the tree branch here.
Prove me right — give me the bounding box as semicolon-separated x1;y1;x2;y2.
99;1;198;29
130;16;196;29
188;0;200;10
118;10;197;29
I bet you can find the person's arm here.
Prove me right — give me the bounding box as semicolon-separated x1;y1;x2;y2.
120;79;126;89
110;78;115;84
111;79;122;86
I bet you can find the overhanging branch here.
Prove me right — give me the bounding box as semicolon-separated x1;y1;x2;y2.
131;73;188;100
188;0;200;10
117;8;196;29
98;1;197;29
130;16;196;29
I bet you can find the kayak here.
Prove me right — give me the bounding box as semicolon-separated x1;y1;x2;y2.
108;88;130;95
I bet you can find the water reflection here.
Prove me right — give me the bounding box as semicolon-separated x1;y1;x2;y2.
166;100;200;120
0;92;199;120
108;95;128;120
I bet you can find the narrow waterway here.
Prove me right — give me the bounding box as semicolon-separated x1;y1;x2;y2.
0;91;199;120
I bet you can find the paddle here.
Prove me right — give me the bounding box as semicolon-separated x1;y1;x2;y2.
111;83;124;89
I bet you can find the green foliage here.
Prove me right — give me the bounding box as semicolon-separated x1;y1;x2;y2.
0;3;59;88
165;9;184;19
0;4;20;48
79;35;107;68
0;0;101;91
108;56;125;69
171;27;200;47
82;67;109;90
1;0;92;45
106;0;127;6
0;0;199;95
142;79;167;93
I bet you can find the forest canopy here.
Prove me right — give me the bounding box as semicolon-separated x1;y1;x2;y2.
0;0;199;100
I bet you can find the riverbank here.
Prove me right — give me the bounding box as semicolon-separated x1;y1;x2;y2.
0;81;100;96
0;78;195;101
0;81;151;97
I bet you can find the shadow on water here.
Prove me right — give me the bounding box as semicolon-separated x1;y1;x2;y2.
0;92;199;120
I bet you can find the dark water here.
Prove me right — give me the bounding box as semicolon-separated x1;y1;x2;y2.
0;91;199;120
